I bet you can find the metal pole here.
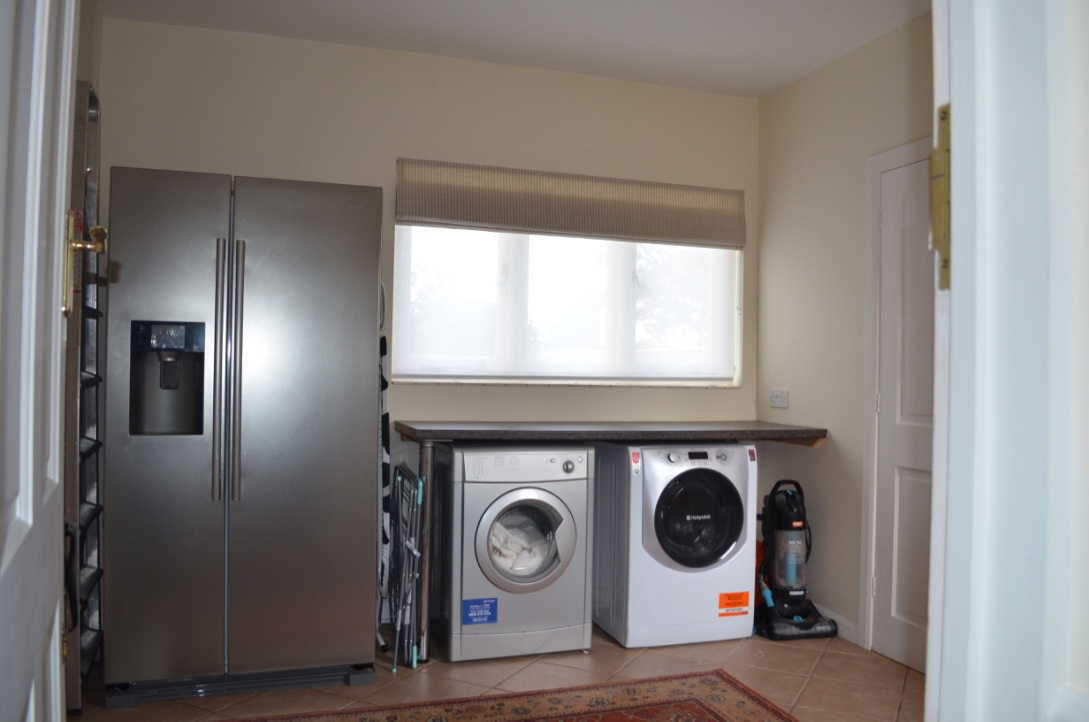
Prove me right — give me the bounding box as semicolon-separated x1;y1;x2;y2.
415;441;435;662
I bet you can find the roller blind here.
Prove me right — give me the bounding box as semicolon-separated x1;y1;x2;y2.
395;158;747;249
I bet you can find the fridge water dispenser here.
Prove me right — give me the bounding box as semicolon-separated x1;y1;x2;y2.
129;321;205;435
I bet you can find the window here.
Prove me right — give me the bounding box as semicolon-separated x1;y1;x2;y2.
391;159;746;386
392;226;741;384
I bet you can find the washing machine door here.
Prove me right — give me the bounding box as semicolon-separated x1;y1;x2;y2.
651;468;744;569
475;487;576;594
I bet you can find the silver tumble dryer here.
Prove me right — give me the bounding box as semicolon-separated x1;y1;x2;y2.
443;446;594;661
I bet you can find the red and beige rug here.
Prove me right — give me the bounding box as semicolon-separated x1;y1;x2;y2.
246;669;797;721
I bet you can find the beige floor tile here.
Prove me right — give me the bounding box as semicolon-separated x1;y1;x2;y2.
610;649;722;680
419;654;535;688
652;636;750;667
727;637;823;676
182;692;259;713
312;661;406;701
335;698;382;712
356;671;490;706
492;660;609;693
75;699;225;721
794;677;902;720
544;643;643;676
753;633;834;652
904;668;925;694
825;636;875;655
719;663;808;709
897;688;925;722
812;650;908;690
215;687;354;718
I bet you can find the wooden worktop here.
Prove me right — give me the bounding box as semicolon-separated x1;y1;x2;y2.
394;420;827;447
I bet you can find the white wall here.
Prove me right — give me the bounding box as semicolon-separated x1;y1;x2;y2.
95;19;760;427
757;14;933;624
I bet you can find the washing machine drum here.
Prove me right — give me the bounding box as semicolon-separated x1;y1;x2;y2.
653;468;744;568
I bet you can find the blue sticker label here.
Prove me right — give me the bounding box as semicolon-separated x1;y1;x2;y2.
462;597;498;625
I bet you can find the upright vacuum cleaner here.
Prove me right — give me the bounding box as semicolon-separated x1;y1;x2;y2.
755;480;838;640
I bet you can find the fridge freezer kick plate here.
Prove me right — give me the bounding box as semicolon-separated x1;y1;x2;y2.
105;665;376;708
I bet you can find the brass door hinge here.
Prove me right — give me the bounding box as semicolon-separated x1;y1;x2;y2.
930;105;951;290
62;210;108;317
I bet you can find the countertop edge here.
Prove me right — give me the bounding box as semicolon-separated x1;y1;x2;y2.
393;421;828;447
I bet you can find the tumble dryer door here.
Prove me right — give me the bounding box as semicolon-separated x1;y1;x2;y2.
475;488;576;594
648;468;744;569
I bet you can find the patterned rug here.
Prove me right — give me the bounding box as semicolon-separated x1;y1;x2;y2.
245;669;797;721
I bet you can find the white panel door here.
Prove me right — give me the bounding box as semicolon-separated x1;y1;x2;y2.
872;154;933;673
0;0;78;719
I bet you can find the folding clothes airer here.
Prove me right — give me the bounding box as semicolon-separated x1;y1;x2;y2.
391;463;425;672
376;336;391;654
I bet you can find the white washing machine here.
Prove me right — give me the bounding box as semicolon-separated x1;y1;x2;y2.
593;443;757;647
443;446;593;661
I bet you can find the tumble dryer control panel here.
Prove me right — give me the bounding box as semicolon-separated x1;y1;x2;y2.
461;448;591;483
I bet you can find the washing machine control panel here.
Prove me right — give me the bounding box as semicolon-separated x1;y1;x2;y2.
461;448;591;483
654;447;732;465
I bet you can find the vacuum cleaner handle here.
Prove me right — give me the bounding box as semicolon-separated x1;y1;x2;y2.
769;479;804;506
768;479;812;561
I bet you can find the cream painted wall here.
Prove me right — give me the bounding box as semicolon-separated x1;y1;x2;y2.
95;19;760;425
76;0;102;85
93;14;932;631
757;14;932;622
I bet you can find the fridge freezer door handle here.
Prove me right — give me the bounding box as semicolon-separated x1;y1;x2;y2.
212;238;229;501
230;239;246;502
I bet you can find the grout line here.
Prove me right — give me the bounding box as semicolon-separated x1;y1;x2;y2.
893;665;910;721
610;646;648;679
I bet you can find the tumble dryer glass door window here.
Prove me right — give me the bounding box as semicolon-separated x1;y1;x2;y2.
476;489;576;593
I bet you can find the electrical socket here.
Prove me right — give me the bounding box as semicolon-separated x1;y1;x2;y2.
769;389;789;409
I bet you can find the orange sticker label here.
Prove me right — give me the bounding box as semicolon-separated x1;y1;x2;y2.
718;591;750;617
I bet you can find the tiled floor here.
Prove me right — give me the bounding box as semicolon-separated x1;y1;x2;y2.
71;626;924;721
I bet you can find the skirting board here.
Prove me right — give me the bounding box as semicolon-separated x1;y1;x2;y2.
809;602;859;647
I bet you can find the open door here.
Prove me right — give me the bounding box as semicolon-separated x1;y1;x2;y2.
0;0;80;718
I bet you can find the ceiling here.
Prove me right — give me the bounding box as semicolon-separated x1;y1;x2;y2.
96;0;930;98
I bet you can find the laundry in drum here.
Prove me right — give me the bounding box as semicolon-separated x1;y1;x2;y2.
489;509;558;574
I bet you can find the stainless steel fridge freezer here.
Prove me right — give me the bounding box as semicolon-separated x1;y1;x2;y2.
103;168;381;705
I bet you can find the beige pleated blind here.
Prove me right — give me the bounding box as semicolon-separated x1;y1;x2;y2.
395;158;746;249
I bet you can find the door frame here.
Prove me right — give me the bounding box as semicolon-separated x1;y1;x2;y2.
929;1;1089;718
858;135;934;652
